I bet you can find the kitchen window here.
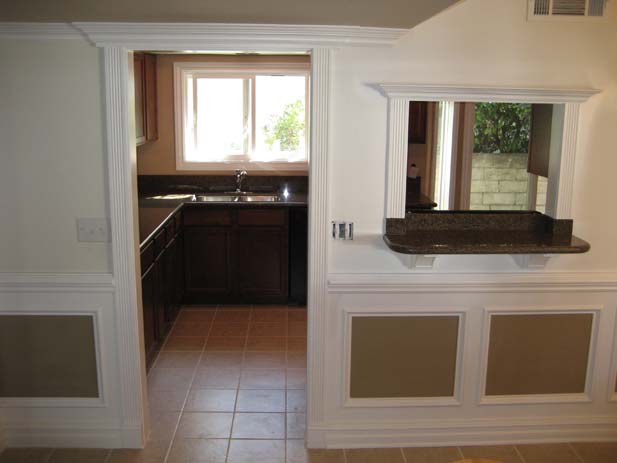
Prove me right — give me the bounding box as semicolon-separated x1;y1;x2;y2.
174;61;310;170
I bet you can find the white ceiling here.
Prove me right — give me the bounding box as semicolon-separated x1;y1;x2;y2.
0;0;462;29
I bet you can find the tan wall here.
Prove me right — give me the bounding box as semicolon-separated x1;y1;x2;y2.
350;316;459;398
136;54;311;176
486;313;593;396
0;315;99;398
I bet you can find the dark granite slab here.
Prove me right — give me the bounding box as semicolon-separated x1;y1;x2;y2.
384;211;589;255
138;175;308;195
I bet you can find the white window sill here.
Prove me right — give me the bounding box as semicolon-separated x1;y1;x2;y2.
176;161;309;172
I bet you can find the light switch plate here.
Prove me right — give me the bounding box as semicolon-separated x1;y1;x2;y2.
77;218;110;243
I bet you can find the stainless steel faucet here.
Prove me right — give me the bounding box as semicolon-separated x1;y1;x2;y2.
235;169;248;193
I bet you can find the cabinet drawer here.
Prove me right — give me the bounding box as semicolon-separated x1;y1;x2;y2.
140;241;155;273
153;229;166;257
238;209;286;226
165;220;175;243
184;207;232;226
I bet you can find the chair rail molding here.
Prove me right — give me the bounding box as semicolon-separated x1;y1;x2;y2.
375;84;600;220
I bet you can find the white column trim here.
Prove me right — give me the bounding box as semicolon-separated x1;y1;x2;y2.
306;47;333;432
377;85;599;221
102;47;146;448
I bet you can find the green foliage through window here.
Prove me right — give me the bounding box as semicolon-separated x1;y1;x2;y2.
263;100;305;152
473;103;531;153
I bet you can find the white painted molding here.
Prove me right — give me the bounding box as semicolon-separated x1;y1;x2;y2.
342;307;466;408
0;273;114;293
0;22;83;40
306;414;617;448
73;22;407;50
406;254;437;269
477;305;601;406
327;272;617;293
306;47;333;433
385;99;409;219
102;47;146;448
376;84;601;103
378;84;599;220
511;254;552;269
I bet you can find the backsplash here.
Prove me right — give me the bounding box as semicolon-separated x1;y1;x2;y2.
138;175;309;195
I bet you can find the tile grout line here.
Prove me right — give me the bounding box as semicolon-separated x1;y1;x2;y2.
568;442;585;463
399;447;408;463
162;304;217;463
456;446;465;459
513;445;528;463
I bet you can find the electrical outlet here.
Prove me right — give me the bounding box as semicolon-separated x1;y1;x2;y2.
331;221;354;240
77;218;110;243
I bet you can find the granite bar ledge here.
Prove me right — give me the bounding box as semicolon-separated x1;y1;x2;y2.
384;211;590;255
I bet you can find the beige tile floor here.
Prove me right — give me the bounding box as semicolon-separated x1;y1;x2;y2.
1;306;616;463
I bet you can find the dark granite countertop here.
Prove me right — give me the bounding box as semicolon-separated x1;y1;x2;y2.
384;211;590;255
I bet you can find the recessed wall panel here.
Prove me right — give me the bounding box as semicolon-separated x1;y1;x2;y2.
0;315;99;398
486;313;593;396
350;315;459;398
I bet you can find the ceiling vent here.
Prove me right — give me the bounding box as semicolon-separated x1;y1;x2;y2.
529;0;607;20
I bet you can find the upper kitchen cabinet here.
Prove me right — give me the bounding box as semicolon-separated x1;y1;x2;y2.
134;52;158;146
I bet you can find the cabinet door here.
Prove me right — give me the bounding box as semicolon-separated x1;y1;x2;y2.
163;236;180;327
133;53;146;145
236;226;289;303
141;264;158;368
184;227;233;301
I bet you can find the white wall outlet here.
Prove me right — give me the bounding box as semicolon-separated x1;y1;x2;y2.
77;218;111;243
331;221;354;240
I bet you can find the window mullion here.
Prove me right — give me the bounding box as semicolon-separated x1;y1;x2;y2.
192;76;198;154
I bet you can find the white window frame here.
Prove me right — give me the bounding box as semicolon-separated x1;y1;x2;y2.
173;61;310;171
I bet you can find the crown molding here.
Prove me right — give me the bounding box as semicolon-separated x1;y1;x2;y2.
375;83;601;103
0;22;83;40
72;22;408;50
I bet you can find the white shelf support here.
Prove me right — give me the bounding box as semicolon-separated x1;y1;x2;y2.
511;254;553;269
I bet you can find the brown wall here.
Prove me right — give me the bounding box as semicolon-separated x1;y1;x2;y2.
486;313;593;396
136;54;311;176
0;315;99;398
350;316;459;398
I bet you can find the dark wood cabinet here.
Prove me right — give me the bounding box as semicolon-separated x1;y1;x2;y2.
183;206;290;304
134;52;158;146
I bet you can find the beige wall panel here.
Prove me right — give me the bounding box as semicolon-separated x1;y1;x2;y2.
350;315;459;398
136;54;310;176
0;315;99;398
486;313;593;396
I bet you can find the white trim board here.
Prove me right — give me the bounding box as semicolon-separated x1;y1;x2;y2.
0;273;114;293
327;272;617;293
0;22;83;40
377;84;600;220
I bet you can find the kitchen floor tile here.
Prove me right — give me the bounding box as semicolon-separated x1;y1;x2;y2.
288;309;307;322
286;440;345;463
287;368;307;389
402;446;462;463
246;336;286;351
243;351;286;369
177;310;216;323
287;413;306;439
193;368;241;389
0;448;54;463
199;351;244;368
209;323;249;337
227;439;285;463
570;442;617;463
459;445;523;463
154;351;201;369
249;322;287;337
516;443;579;463
148;368;195;391
48;448;110;463
166;438;228;463
147;411;181;441
205;336;246;351
176;412;233;439
231;413;285;439
288;321;307;337
148;389;188;412
184;389;237;412
345;448;405;463
214;310;251;324
287;352;307;368
163;336;206;351
235;389;286;412
240;369;286;389
170;321;212;337
251;309;288;323
287;390;306;412
106;440;169;463
287;337;307;352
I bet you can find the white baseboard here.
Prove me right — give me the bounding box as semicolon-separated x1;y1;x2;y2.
306;415;617;449
3;421;143;449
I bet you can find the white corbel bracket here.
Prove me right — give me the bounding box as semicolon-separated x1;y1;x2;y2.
398;254;438;270
511;254;553;269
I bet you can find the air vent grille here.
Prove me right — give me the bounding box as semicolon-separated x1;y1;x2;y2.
530;0;607;18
